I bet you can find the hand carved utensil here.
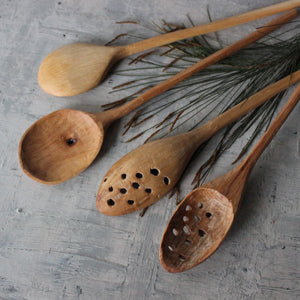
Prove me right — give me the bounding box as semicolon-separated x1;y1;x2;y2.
20;11;296;185
159;83;300;273
96;71;300;215
37;1;300;96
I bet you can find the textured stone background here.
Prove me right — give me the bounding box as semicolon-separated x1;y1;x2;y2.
0;0;299;299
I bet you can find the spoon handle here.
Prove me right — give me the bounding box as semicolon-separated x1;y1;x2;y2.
123;1;300;56
96;10;298;128
190;70;300;144
240;83;300;171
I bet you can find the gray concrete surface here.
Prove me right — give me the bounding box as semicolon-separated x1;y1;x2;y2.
0;1;299;299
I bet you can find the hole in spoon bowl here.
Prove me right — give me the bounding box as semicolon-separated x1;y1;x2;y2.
132;182;140;189
66;138;77;146
168;245;174;252
150;168;159;176
183;216;189;222
120;188;127;194
107;199;115;206
206;212;212;218
178;254;186;261
183;225;191;235
198;229;205;237
19;109;103;184
172;228;179;236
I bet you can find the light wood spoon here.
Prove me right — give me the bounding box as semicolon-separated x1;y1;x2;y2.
20;12;295;185
159;82;300;273
96;71;300;216
38;0;300;96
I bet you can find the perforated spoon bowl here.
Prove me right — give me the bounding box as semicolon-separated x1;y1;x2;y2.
159;83;300;273
37;1;300;96
20;13;294;185
96;71;300;215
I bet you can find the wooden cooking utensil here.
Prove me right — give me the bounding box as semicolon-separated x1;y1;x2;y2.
159;83;300;273
38;1;300;97
20;11;295;185
96;71;300;216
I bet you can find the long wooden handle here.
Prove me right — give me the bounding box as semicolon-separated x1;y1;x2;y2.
123;0;300;56
192;70;300;143
96;10;298;128
241;83;300;170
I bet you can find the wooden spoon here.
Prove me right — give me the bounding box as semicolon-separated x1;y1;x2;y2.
21;12;294;185
96;71;300;216
159;83;300;273
37;1;300;96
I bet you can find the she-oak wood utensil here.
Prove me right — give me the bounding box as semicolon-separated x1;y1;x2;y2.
96;71;300;216
38;0;300;97
20;11;296;185
159;83;300;273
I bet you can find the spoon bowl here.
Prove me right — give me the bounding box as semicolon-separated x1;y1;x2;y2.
19;109;104;184
38;43;123;97
160;188;233;273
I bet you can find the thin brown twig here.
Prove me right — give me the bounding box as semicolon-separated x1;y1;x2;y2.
143;129;161;144
155;112;174;128
116;20;138;24
125;132;145;142
162;56;183;72
101;98;127;109
105;33;128;46
122;109;142;136
140;207;149;217
169;110;184;133
160;47;176;56
124;109;142;128
129;50;156;65
132;115;153;127
113;80;136;90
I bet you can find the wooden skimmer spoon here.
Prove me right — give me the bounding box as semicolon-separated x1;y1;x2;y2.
20;12;295;185
159;83;300;273
96;71;300;216
38;1;300;96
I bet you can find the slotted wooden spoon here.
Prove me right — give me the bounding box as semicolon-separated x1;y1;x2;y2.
159;82;300;273
96;71;300;215
38;1;300;96
20;12;294;185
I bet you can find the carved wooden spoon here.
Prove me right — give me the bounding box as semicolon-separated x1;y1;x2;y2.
159;83;300;273
20;12;294;185
96;71;300;215
38;1;300;96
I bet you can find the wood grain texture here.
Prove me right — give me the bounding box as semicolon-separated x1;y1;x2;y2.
0;0;299;299
37;1;300;96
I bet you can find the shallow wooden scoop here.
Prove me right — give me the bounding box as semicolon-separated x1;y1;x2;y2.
96;71;300;215
38;1;300;96
21;12;294;185
159;83;300;273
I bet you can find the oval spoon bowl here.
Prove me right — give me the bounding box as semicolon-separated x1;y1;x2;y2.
160;188;234;273
38;43;121;97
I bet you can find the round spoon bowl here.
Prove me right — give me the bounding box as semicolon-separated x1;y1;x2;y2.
19;109;104;184
160;188;234;273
